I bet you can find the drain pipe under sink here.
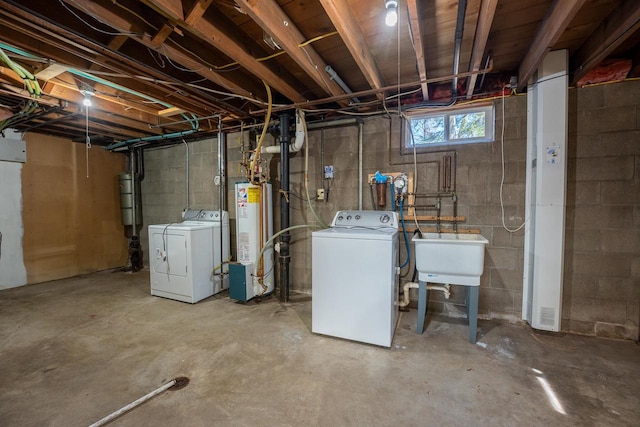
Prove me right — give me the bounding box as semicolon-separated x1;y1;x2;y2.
397;282;451;308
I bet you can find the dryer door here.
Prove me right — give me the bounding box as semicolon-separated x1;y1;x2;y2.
150;231;188;277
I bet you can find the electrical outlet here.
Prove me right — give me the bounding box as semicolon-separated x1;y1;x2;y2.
317;188;325;200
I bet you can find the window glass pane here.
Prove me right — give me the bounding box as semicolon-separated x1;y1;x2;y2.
449;111;486;140
410;115;445;144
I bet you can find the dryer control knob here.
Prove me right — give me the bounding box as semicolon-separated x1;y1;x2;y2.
346;215;352;220
355;215;361;220
380;214;390;223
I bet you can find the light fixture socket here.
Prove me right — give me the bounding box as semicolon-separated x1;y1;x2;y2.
80;89;94;107
385;0;398;27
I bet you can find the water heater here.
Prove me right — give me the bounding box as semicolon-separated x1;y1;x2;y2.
231;182;274;301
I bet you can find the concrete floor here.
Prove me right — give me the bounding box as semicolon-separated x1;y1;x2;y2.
1;271;638;427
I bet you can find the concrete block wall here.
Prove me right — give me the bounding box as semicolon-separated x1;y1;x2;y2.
280;96;527;321
138;80;640;340
140;137;220;265
563;80;640;340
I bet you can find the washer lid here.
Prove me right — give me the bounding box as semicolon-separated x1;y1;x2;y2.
313;226;397;241
149;222;214;231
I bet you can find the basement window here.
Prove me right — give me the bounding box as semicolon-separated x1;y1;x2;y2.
404;104;494;150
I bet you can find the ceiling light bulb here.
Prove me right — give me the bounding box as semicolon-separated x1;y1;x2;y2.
385;0;398;27
83;97;92;107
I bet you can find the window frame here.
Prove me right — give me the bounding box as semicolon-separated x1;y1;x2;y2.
403;104;495;152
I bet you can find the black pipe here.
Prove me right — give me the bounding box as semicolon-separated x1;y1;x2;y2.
279;112;291;302
135;148;145;182
403;0;467;111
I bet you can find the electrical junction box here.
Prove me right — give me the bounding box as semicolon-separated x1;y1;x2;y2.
317;188;325;200
0;129;26;163
324;165;334;179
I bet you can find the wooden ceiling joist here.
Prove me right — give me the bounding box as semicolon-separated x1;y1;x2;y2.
185;0;214;26
89;36;128;72
406;0;428;101
517;0;585;91
58;0;248;117
571;0;640;85
151;24;175;47
143;0;306;104
318;0;385;100
236;0;348;105
466;0;498;99
151;0;184;22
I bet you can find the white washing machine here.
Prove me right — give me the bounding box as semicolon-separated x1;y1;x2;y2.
312;210;399;347
148;210;229;303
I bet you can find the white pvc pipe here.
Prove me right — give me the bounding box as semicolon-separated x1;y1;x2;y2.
262;110;305;154
88;379;177;427
397;282;451;307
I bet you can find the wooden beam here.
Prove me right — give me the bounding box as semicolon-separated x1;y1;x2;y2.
1;3;232;121
35;63;69;81
405;216;467;222
143;38;254;102
517;0;585;91
46;77;165;116
38;81;170;134
89;35;128;71
143;0;306;103
158;106;184;117
57;0;251;115
236;0;346;103
318;0;385;100
406;0;428;101
571;0;640;84
466;0;498;98
151;24;174;47
150;0;183;21
185;0;214;26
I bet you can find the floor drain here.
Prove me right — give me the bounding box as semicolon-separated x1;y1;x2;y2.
169;376;189;391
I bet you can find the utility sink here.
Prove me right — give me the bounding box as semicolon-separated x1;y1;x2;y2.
412;233;489;286
412;233;489;343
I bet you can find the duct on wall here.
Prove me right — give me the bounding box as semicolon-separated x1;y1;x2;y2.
119;148;144;271
119;172;142;235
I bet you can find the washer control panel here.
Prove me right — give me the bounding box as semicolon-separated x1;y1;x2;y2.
182;209;229;222
331;210;399;229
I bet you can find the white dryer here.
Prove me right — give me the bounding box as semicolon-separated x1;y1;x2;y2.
148;210;229;303
312;210;399;347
